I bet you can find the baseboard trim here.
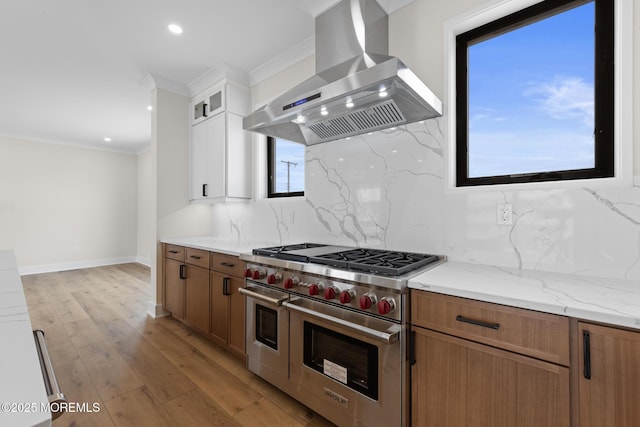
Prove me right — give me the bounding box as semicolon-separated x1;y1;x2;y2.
136;256;151;267
147;302;169;319
19;256;140;276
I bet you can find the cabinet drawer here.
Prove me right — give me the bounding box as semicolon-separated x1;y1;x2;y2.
185;248;210;269
210;252;244;278
164;244;185;261
411;291;570;366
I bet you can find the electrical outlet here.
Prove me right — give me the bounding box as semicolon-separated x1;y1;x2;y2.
497;204;513;225
286;211;295;225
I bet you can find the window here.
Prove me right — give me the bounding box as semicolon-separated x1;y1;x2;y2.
456;0;614;187
267;136;305;197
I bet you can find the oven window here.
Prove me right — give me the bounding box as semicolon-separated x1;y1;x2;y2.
256;305;278;350
303;321;378;400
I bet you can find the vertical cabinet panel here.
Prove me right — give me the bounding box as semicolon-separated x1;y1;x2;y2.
578;322;640;427
228;277;246;357
190;120;209;199
206;113;226;200
210;271;229;346
164;258;185;319
225;113;250;199
184;265;210;334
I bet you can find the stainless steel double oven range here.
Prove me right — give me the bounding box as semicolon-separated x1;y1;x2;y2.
239;243;443;426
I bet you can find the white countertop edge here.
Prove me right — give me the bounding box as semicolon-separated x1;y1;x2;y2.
0;250;52;427
160;236;280;257
409;262;640;331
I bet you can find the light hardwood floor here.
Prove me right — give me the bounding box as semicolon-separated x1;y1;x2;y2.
22;263;335;427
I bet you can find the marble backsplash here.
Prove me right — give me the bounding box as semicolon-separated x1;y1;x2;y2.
211;118;640;282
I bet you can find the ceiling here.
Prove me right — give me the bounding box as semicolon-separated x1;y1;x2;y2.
0;0;410;154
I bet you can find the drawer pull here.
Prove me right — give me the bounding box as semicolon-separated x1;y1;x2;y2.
220;262;235;268
583;330;591;380
455;315;500;330
33;330;67;420
168;250;179;254
190;255;202;260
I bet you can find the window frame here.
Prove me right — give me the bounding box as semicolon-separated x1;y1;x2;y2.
455;0;615;187
267;136;305;198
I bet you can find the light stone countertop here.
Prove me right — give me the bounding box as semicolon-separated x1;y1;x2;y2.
160;237;640;330
160;236;279;257
0;249;51;427
409;261;640;331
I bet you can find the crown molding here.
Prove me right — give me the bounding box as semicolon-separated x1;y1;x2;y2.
140;73;189;96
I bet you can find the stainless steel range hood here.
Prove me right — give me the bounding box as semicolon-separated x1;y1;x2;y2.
243;0;442;145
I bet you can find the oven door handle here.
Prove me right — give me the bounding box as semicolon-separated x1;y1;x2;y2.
283;300;400;344
239;287;287;307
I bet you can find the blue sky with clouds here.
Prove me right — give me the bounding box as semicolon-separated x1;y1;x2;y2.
467;1;595;177
274;138;305;192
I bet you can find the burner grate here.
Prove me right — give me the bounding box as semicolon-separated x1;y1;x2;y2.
252;243;329;262
310;249;438;276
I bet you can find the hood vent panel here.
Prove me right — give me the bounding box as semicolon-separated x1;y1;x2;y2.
243;0;442;145
308;99;405;141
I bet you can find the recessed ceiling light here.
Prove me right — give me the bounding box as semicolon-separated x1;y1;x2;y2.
104;137;112;142
168;24;183;34
147;105;153;111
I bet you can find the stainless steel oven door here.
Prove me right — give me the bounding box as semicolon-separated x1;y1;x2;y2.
285;297;406;427
239;282;290;393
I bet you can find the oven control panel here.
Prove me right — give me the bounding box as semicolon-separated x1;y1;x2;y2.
245;263;404;322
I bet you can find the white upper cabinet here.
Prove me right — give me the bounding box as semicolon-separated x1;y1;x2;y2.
189;79;251;203
190;80;251;126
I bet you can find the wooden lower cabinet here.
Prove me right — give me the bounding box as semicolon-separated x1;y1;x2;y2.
164;258;185;318
411;327;570;427
184;264;210;334
227;277;245;357
577;322;640;427
163;244;246;359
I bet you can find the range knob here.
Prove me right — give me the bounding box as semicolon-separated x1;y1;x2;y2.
284;275;299;289
324;286;340;300
252;269;266;280
359;293;377;310
308;282;324;296
377;297;396;315
244;268;252;278
339;289;355;304
267;272;282;285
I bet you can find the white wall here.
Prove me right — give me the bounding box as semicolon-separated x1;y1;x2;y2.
137;149;152;265
0;136;138;273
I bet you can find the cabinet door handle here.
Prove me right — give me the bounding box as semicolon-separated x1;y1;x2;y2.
455;315;500;330
223;278;230;296
409;330;417;366
202;184;208;197
220;262;235;268
179;264;187;280
583;330;591;380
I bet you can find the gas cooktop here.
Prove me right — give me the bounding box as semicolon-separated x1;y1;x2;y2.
252;243;440;276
